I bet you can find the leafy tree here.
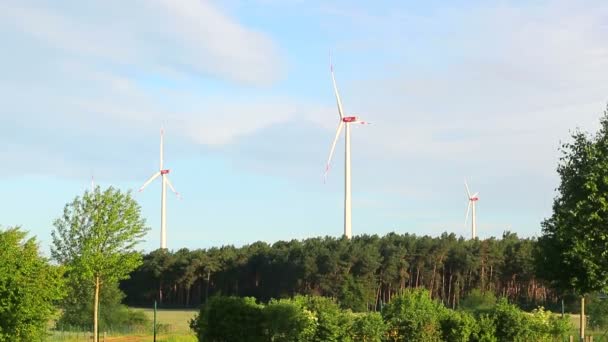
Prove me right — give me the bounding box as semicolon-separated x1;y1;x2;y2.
537;109;608;338
0;227;65;341
51;186;149;342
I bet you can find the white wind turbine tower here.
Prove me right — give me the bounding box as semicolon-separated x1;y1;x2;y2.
464;180;479;239
324;56;370;239
138;127;181;249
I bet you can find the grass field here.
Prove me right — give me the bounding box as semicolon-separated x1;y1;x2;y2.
47;308;198;342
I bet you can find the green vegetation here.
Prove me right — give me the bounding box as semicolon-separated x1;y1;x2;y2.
0;227;65;341
51;186;149;341
123;232;547;312
537;106;608;338
190;289;570;342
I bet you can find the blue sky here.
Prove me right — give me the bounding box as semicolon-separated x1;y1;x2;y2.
2;0;608;253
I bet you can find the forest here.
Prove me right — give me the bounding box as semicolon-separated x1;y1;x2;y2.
121;231;559;312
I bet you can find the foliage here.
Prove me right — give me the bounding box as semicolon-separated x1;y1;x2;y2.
123;232;549;312
470;314;497;342
587;293;608;329
490;298;533;341
382;289;444;342
439;310;477;342
350;312;386;342
537;108;608;296
460;289;497;314
489;299;571;342
190;296;265;342
0;227;65;341
264;298;317;342
297;295;353;342
51;186;149;338
57;281;149;331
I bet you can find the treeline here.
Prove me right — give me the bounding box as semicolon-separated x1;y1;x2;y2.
122;231;558;311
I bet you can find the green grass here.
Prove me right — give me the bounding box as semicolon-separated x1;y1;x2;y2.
134;307;198;333
46;308;198;341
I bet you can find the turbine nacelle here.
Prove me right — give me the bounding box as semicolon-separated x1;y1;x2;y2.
161;169;170;175
342;116;358;123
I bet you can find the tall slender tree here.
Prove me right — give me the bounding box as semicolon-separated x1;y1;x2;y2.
52;186;149;342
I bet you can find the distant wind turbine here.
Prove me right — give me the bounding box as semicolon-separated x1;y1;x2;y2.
464;180;479;239
324;55;370;239
138;127;181;249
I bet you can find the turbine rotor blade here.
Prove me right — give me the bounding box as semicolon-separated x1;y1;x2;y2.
330;54;345;119
465;179;471;198
324;121;345;182
472;192;479;198
139;172;161;192
165;176;181;199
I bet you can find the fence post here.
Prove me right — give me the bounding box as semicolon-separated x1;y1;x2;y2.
569;335;574;342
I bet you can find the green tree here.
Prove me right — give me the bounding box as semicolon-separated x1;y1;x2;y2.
0;227;65;341
537;109;608;339
51;186;149;342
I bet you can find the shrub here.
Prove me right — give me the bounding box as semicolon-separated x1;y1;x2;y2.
296;296;353;342
351;312;386;342
490;298;532;341
439;310;477;342
190;296;264;342
264;298;317;342
382;289;444;342
588;293;608;329
471;314;497;342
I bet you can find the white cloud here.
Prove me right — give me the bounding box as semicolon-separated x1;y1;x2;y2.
0;0;284;85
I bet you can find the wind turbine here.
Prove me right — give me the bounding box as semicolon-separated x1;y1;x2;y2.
324;56;369;239
138;127;180;249
464;180;479;239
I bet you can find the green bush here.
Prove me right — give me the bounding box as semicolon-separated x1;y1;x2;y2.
588;293;608;329
382;289;444;342
296;296;353;342
491;298;533;341
190;296;264;342
439;310;477;342
264;298;317;342
471;314;497;342
350;312;386;342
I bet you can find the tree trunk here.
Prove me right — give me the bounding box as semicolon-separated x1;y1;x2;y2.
94;276;100;342
580;296;585;341
205;271;211;303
